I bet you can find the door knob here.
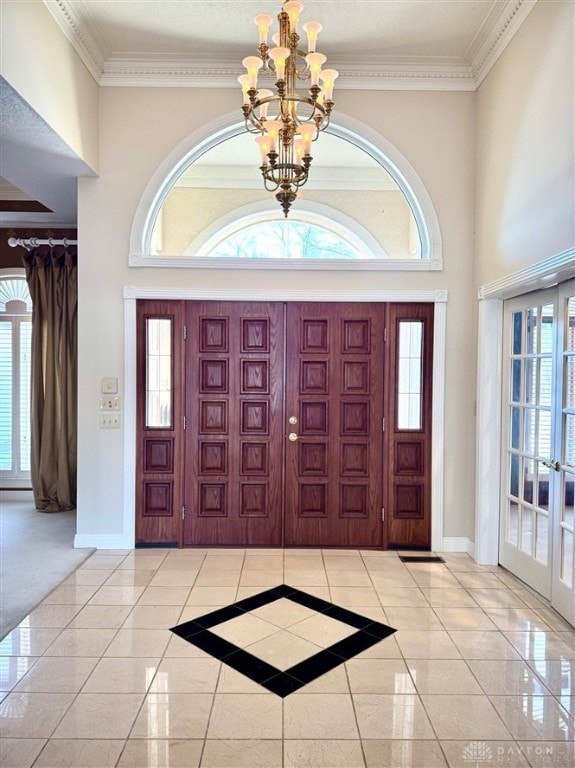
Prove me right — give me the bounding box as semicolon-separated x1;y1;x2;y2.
288;432;299;441
538;457;560;472
288;415;298;425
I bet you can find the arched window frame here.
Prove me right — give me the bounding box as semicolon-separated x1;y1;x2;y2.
185;201;390;261
130;111;442;271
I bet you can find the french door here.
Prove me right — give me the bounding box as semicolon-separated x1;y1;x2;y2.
500;280;575;624
135;299;434;550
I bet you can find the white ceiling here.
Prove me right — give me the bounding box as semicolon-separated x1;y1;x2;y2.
1;0;536;229
72;0;497;60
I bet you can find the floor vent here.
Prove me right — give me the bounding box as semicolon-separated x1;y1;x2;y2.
398;555;445;563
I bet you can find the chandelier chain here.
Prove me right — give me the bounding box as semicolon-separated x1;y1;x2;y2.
239;2;338;216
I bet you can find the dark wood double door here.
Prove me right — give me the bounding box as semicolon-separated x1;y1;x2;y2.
136;300;433;549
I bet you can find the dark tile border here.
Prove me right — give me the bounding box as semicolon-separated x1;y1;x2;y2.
399;555;445;563
170;584;396;697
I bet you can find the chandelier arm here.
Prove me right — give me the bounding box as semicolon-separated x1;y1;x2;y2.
271;94;328;125
244;116;265;133
246;95;328;130
261;176;308;193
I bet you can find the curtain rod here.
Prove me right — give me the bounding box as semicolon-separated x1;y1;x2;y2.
8;237;78;251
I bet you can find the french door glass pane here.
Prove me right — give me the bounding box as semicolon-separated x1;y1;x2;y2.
512;311;522;354
523;458;535;503
526;308;538;354
508;500;519;545
524;408;536;454
521;507;533;553
538;410;551;458
536;513;548;563
510;407;520;450
525;358;536;404
537;467;550;511
539;358;553;406
540;305;554;353
561;529;574;586
512;359;522;402
568;298;575;349
565;414;575;467
566;358;575;409
562;475;574;526
510;453;519;498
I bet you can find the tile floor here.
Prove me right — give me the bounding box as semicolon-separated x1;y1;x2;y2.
1;548;574;767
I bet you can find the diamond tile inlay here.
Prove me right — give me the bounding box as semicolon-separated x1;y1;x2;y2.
170;584;396;697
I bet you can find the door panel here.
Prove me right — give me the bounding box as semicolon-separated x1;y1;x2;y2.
183;302;284;546
135;300;185;546
386;303;434;549
284;303;385;547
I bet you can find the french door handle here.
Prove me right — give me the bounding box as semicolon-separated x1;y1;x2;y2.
288;432;299;442
539;457;560;471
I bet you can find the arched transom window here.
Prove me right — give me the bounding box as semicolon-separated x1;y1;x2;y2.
131;116;442;270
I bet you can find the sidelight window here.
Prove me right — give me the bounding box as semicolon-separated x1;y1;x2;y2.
397;320;423;430
145;318;172;428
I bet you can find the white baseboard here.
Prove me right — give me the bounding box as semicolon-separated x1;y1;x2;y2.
440;537;475;556
74;534;134;550
0;489;34;501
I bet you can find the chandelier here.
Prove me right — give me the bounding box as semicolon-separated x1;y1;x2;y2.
239;1;338;217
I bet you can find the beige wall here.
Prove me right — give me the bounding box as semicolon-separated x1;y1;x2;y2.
475;0;574;287
1;0;99;172
157;187;415;258
77;86;477;543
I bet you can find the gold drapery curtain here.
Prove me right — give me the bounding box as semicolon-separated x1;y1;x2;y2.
23;246;77;511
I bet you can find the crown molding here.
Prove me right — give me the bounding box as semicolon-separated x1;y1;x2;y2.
100;58;242;89
469;0;538;87
100;57;476;91
44;0;105;82
478;248;575;300
45;0;538;92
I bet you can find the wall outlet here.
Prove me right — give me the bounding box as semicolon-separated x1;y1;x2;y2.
100;396;121;411
99;413;121;429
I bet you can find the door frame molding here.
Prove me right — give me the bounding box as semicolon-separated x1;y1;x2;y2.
121;286;448;551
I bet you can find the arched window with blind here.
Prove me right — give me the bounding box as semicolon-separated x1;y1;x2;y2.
0;272;32;486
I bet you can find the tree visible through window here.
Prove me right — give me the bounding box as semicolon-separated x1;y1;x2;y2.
198;219;373;260
0;276;32;485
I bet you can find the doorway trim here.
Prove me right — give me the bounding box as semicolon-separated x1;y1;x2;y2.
120;286;447;551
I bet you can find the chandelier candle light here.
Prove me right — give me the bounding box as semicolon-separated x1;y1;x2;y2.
240;1;338;216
